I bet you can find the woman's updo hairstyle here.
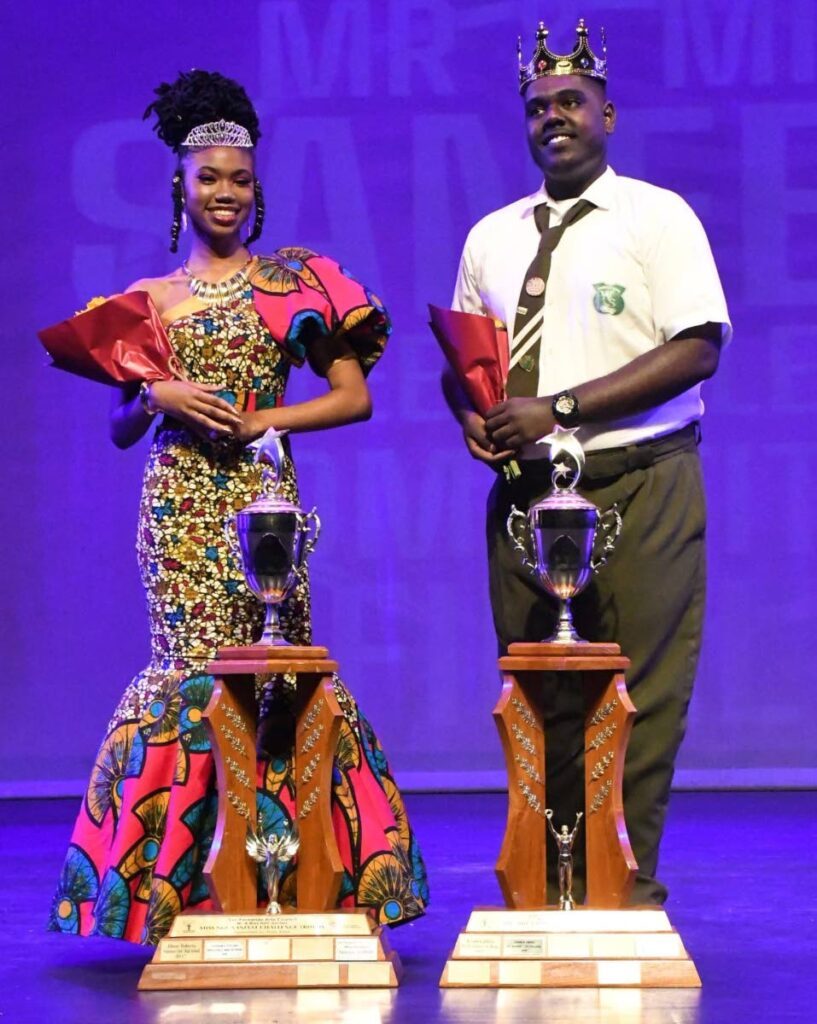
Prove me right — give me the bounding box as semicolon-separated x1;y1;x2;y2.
144;69;261;152
144;70;264;252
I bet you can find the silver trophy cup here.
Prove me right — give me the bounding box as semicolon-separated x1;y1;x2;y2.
225;430;320;646
506;431;621;644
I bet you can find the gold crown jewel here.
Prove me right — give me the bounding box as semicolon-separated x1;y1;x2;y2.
181;119;254;148
518;18;607;93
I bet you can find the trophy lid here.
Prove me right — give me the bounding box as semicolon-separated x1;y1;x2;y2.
530;488;598;513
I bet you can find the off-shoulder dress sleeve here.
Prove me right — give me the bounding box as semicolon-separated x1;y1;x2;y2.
249;248;391;377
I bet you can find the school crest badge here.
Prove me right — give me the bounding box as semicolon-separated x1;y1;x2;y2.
592;283;626;315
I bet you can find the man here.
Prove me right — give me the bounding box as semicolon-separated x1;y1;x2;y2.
443;20;731;904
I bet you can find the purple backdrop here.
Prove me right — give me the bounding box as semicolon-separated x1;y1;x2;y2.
4;0;817;795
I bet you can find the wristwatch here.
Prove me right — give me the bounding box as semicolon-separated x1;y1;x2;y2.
139;381;159;416
551;389;581;428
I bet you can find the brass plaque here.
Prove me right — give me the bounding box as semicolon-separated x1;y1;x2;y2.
169;912;373;938
247;937;291;961
336;937;380;961
203;939;247;961
156;939;204;963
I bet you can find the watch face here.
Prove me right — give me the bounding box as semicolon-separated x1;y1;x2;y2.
555;394;575;416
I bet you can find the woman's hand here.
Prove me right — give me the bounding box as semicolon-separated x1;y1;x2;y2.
231;410;269;444
148;380;242;441
232;347;372;440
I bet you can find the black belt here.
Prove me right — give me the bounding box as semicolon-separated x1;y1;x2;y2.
515;422;700;485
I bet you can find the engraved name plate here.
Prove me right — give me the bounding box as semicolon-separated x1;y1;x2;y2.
157;939;204;963
456;934;502;958
504;936;547;958
466;909;672;934
336;937;380;961
169;913;373;938
203;939;247;962
247;937;291;961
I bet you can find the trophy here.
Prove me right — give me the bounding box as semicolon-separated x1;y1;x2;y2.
545;810;583;910
225;429;321;645
506;429;622;644
246;820;301;914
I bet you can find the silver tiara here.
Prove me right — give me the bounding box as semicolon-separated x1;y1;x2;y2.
181;119;253;149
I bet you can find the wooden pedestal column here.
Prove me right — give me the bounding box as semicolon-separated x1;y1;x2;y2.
441;641;700;989
201;644;343;914
494;642;637;909
139;644;401;990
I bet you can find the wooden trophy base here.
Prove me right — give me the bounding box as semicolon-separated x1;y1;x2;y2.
440;907;701;989
139;910;402;990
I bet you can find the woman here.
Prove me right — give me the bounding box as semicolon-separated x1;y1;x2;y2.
48;70;427;944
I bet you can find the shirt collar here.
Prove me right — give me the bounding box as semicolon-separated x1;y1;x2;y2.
522;165;616;217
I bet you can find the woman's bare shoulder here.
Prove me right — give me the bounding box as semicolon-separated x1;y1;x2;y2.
124;269;187;315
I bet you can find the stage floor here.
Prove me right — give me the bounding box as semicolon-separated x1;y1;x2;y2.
1;790;814;1023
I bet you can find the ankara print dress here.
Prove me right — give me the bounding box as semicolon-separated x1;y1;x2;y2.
48;250;428;944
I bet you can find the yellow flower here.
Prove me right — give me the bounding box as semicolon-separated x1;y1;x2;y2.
75;296;108;316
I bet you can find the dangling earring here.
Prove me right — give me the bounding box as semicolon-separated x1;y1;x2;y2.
169;171;185;254
246;180;265;247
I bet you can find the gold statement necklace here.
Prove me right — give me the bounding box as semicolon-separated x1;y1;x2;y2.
182;257;253;306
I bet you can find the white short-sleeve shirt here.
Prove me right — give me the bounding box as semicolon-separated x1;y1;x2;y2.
452;167;732;454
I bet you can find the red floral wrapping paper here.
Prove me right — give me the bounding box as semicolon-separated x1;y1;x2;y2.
38;291;184;386
428;304;509;416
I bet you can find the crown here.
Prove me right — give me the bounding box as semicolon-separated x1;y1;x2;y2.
518;18;607;93
182;119;254;149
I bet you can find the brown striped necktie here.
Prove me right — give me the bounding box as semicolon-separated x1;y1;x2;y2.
506;199;596;398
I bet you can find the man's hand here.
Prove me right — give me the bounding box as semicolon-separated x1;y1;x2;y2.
461;409;516;466
485;397;554;450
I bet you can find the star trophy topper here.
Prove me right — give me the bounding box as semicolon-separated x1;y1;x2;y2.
518;17;608;92
506;427;622;644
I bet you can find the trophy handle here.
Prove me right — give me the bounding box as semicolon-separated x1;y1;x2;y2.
293;508;321;583
506;506;536;573
591;503;623;572
224;516;244;572
301;508;321;560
